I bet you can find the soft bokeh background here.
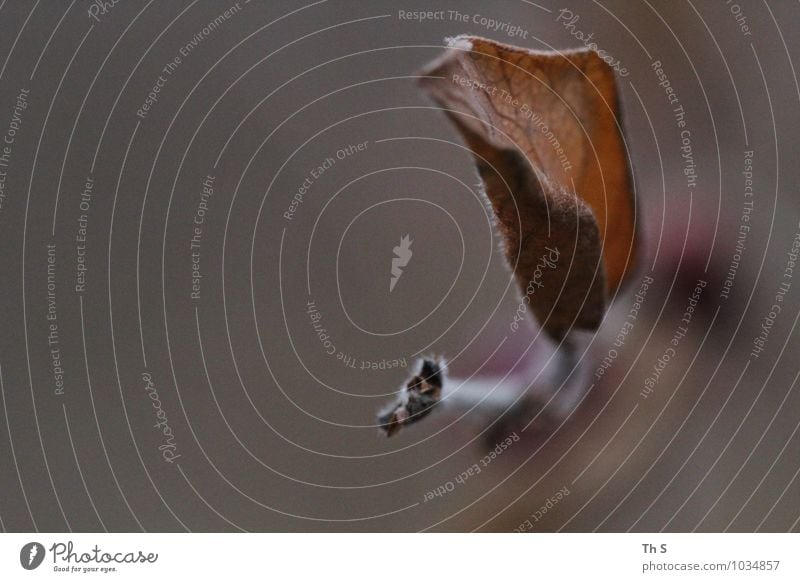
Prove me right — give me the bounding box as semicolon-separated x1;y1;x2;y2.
0;0;798;531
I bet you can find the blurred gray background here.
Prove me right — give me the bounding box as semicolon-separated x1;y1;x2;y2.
0;0;798;531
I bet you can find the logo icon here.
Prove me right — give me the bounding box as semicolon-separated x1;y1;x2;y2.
20;542;45;570
389;234;413;292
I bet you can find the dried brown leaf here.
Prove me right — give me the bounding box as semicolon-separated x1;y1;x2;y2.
417;36;637;339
